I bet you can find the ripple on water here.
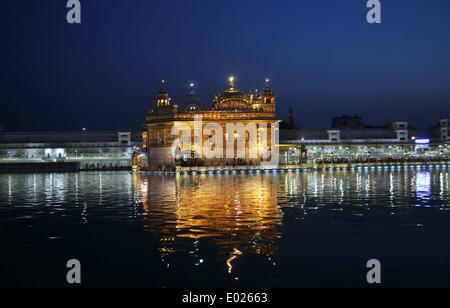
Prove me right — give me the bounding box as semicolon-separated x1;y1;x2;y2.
0;170;449;287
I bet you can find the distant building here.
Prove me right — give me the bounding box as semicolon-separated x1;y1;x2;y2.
331;114;366;129
441;119;450;141
0;130;141;170
280;117;450;165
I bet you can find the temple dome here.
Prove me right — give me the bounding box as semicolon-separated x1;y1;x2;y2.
184;84;201;110
213;77;250;109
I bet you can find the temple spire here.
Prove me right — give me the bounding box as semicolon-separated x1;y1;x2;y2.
157;79;171;108
185;82;201;110
228;76;235;89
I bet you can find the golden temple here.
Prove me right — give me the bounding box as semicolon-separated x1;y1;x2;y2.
142;77;279;171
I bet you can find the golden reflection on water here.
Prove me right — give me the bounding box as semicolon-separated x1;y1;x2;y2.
0;168;449;279
133;173;283;273
130;168;450;275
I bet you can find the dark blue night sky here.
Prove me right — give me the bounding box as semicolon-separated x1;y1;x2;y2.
1;0;449;131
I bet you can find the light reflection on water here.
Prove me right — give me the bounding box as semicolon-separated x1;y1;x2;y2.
0;169;449;287
135;174;283;274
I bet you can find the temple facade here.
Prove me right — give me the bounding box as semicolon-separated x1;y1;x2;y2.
142;78;279;170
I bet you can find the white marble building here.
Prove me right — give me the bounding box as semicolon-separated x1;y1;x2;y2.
0;130;142;170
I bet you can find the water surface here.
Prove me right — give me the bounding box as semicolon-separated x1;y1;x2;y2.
0;168;449;287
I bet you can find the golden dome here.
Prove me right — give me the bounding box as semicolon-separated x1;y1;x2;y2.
214;76;250;109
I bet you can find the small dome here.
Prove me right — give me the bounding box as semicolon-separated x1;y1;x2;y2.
262;79;275;96
159;80;168;95
185;84;201;110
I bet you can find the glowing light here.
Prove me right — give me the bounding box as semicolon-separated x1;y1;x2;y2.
226;248;243;274
415;139;430;144
416;171;432;199
228;76;235;87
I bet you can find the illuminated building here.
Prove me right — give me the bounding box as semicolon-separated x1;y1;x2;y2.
280;117;450;165
0;130;141;171
143;77;279;170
